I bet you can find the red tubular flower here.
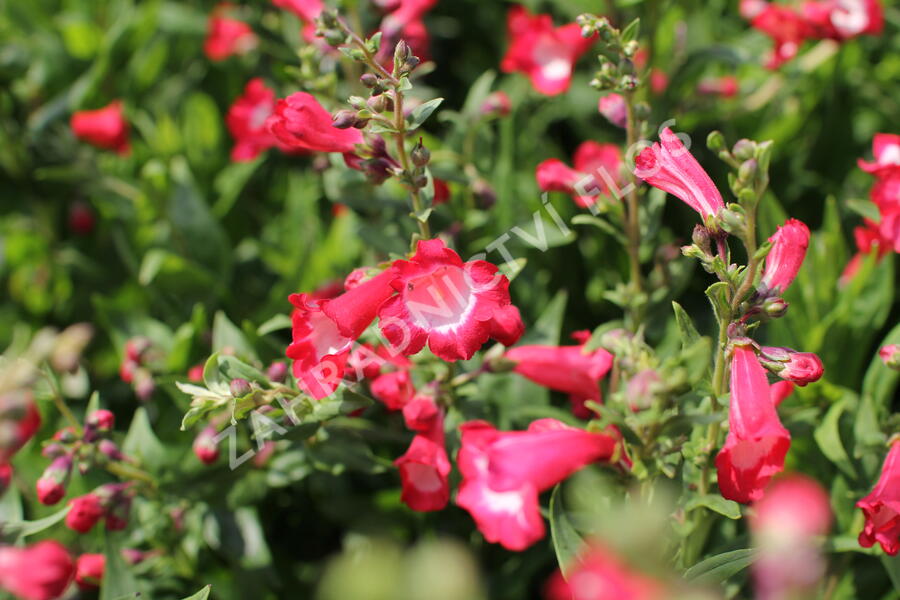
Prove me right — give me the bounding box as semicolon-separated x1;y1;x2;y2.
840;219;893;284
456;419;622;550
0;391;42;463
715;344;791;503
537;142;625;208
227;79;294;162
402;394;440;432
70;101;130;155
634;127;724;221
505;331;614;418
858;442;900;554
378;239;523;361
266;92;364;154
288;269;396;398
395;406;449;512
859;133;900;176
760;218;810;294
204;8;257;61
65;494;105;533
544;545;664;600
500;6;595;96
0;541;75;600
758;346;824;385
598;93;627;128
380;0;437;34
370;370;415;410
74;554;105;590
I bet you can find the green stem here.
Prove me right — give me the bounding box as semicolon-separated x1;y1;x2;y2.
730;208;759;313
699;314;730;495
623;96;645;329
106;461;158;491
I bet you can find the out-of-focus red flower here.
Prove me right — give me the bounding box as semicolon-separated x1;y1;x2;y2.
880;344;900;369
70;101;130;155
697;75;740;98
379;0;437;35
187;363;205;382
858;133;900;177
634;127;724;222
68;202;95;235
0;541;75;600
0;391;42;464
36;455;73;506
271;0;323;21
74;554;104;590
598;93;627;128
537;142;625;208
716;344;791;504
266;92;364;154
395;402;450;512
758;346;824;385
227;79;298;162
193;425;220;465
840;219;892;284
0;465;10;496
480;91;512;118
858;442;900;555
65;494;105;533
378;239;523;361
544;545;664;600
505;331;614;419
760;219;810;294
752;4;814;68
376;18;432;69
769;380;795;406
204;6;257;61
456;419;622;550
501;6;595;96
432;178;450;205
649;68;669;94
370;369;415;410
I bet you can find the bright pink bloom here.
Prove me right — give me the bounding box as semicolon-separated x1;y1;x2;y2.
188;363;205;382
227;79;290;162
65;494;105;533
598;93;627;128
761;218;810;294
715;344;791;504
456;419;622;550
0;541;75;600
505;331;614;418
634;127;724;221
395;406;449;512
759;346;824;385
370;370;415;410
500;6;595;96
741;0;768;19
751;475;832;600
544;545;664;600
266;92;364;154
880;344;899;368
193;425;220;465
74;554;104;590
378;239;522;361
288;269;396;398
697;75;739;98
204;8;257;61
858;442;900;554
402;394;440;432
859;133;900;176
649;69;669;94
0;391;42;463
537;142;625;208
770;380;795;406
70;101;130;155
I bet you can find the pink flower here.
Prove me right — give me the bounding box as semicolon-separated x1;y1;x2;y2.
66;494;105;533
378;239;523;361
758;346;824;385
750;475;832;600
0;391;42;463
266;92;364;154
544;545;664;600
760;218;810;294
715;344;791;504
634;127;724;221
537;142;625;208
500;6;595;96
750;4;814;68
858;442;900;554
649;69;669;94
204;8;257;61
770;380;795;406
70;100;130;155
402;393;440;432
858;133;900;176
370;369;415;410
74;554;104;590
193;425;220;465
505;331;614;419
227;79;295;162
480;91;513;118
288;269;396;398
880;344;899;368
456;419;622;550
395;402;449;512
598;93;627;128
0;541;75;600
697;75;739;98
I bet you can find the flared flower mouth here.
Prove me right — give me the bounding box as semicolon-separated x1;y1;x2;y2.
404;264;477;333
401;462;444;493
306;311;353;359
533;36;572;84
249;100;273;131
727;436;780;471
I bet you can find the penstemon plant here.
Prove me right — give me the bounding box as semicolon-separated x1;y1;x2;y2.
0;1;898;599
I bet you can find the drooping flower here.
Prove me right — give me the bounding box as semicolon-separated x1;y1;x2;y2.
266;92;364;154
505;331;614;418
598;93;627;128
634;127;724;222
378;239;523;361
760;218;810;294
858;442;900;555
715;343;791;504
537;142;625;208
750;475;832;600
858;133;900;177
288;269;396;398
395;400;450;512
74;554;105;590
456;419;622;550
500;6;595;96
0;390;42;463
227;79;296;162
544;545;665;600
204;7;257;61
758;346;824;385
0;541;75;600
70;101;130;155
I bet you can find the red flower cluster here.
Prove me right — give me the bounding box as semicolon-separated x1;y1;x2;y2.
70;101;130;155
537;142;625;208
743;0;883;68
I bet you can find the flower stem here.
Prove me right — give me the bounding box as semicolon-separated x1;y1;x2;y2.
623;96;645;329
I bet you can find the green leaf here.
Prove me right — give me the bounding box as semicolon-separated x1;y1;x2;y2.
549;485;584;576
2;505;70;544
181;585;212;600
521;290;568;345
684;549;756;583
406;98;444;130
813;398;856;478
704;282;730;324
620;18;641;43
257;314;292;336
100;532;140;600
212;311;258;361
122;407;168;473
672;301;701;348
461;70;497;117
845;198;881;222
685;495;742;519
882;553;900;593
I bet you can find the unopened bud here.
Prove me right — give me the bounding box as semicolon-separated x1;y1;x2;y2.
738;159;757;184
230;378;252;397
479;91;512;118
691;225;712;253
707;130;726;153
42;443;66;459
134;370;155;401
36;454;73;505
393;40;409;73
193;426;220;465
360;73;378;88
66;494;104;533
367;94;387;113
124;338;150;363
98;439;125;461
333;110;358;129
762;296;789;318
472;179;496;209
323;28;348;47
411;139;430;167
732;139;756;161
86;409;114;432
267;361;288;383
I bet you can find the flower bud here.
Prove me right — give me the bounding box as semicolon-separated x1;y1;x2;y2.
738;159;757;184
86;409;114;432
66;494;105;533
360;73;378;88
411;139;430;167
732;139;756;161
193;426;220;465
393;40;409;72
0;541;75;600
124;338;150;362
188;363;205;382
134;370;156;401
480;91;512;118
36;454;73;505
332;109;358;129
762;296;789;318
366;94;387;113
758;346;824;386
707;130;726;153
98;439;125;461
105;495;132;531
472;179;496;209
119;358;137;383
53;427;77;444
267;361;288;383
879;344;900;370
691;225;712;253
230;378;252;397
75;553;105;590
42;442;66;459
322;28;348;47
